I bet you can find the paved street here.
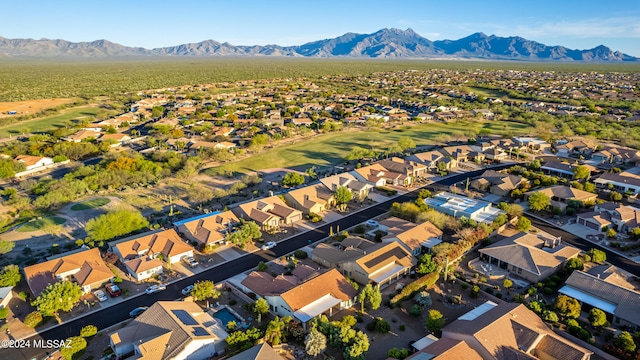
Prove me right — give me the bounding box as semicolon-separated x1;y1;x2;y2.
0;163;531;360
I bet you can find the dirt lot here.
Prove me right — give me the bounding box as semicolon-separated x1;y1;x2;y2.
0;98;74;118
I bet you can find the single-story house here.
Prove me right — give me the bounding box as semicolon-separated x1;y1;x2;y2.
352;163;409;187
524;185;598;211
425;192;506;224
109;301;228;359
312;238;416;288
435;301;592;359
175;211;240;248
234;196;303;229
379;217;443;256
283;184;335;214
479;231;581;283
111;229;194;265
470;170;525;197
240;267;357;329
23;248;113;296
594;172;640;194
15;155;54;171
559;269;640;331
319;173;373;202
123;257;164;282
576;202;640;233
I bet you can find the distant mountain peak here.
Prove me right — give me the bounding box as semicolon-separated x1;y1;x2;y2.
0;29;636;62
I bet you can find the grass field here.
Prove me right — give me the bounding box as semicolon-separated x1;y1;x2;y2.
70;197;110;211
17;216;66;232
0;106;100;138
206;120;531;174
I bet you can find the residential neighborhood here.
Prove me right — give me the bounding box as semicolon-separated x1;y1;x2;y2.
0;65;640;360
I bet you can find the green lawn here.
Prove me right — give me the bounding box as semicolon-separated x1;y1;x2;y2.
17;216;66;232
0;106;100;138
70;197;110;211
206;120;531;174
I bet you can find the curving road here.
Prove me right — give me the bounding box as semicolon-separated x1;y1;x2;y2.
4;163;590;360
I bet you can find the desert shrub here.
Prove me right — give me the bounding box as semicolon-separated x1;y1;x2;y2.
80;325;98;338
367;317;390;333
24;311;43;328
390;272;439;306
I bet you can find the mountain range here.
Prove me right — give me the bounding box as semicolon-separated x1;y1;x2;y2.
0;28;637;62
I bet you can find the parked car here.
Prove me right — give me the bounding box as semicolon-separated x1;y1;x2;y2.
145;283;167;295
366;220;379;227
181;285;194;296
183;256;199;268
129;306;148;318
105;283;121;297
93;290;108;302
261;241;277;250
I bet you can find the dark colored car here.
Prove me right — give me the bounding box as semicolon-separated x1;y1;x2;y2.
129;306;148;318
105;283;122;297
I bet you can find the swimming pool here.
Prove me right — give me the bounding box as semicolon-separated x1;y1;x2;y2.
213;307;242;327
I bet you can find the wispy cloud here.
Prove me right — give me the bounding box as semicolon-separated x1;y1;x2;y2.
494;17;640;39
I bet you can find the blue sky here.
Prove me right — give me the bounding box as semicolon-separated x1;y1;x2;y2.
2;0;640;56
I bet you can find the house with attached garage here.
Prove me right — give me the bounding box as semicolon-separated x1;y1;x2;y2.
594;172;640;195
23;248;113;296
234;196;303;230
470;170;526;197
240;267;357;329
524;185;597;211
576;202;640;233
174;211;240;249
418;301;593;360
559;268;640;331
352;163;410;187
319;173;373;202
378;217;443;256
111;229;195;266
109;301;229;359
283;183;335;214
478;231;580;283
311;237;416;288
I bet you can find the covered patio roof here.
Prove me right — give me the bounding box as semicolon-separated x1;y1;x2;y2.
293;294;342;323
369;263;407;284
558;285;617;314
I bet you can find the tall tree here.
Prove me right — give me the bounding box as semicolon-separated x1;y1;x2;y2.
253;298;269;323
528;192;551;211
334;186;353;205
32;281;82;319
0;264;21;287
358;284;382;311
191;280;221;303
573;165;590;180
554;295;581;319
264;316;291;346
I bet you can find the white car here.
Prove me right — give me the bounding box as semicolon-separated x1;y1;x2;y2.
93;290;108;302
183;256;199;268
181;285;194;296
145;284;167;295
261;241;277;250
